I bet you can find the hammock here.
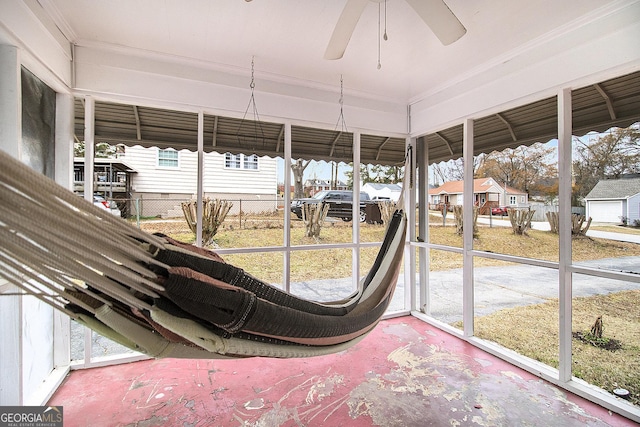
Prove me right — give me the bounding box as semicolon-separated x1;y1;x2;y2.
0;149;407;359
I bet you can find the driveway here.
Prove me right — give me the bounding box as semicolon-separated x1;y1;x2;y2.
478;215;640;244
413;257;639;324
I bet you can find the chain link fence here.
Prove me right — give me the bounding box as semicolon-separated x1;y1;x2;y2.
110;197;286;229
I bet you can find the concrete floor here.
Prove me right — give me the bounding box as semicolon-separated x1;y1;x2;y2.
49;316;636;427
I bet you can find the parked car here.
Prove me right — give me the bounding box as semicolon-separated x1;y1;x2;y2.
491;206;509;216
79;194;122;217
291;190;371;222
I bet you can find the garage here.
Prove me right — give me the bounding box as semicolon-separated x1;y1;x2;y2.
587;200;623;223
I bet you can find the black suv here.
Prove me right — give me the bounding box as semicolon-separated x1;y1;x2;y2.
291;190;371;222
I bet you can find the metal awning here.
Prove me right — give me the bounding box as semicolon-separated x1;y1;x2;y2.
74;70;640;166
425;70;640;164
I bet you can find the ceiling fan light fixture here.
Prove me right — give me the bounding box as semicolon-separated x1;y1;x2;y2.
324;0;466;61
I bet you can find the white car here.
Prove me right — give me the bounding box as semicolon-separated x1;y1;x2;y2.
94;195;121;217
80;194;122;217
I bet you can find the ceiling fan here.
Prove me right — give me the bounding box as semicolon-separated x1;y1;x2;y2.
324;0;466;60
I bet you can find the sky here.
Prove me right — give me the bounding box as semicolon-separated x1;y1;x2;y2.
277;158;350;185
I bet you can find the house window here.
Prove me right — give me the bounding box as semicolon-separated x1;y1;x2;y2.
158;149;178;167
509;195;517;205
225;153;241;168
521;195;526;203
225;153;258;170
244;154;258;170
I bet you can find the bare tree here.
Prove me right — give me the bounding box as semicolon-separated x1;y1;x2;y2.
431;156;483;186
572;126;640;204
291;159;310;199
476;143;557;196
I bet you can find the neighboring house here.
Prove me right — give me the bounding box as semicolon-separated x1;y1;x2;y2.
584;176;640;223
429;177;528;213
73;157;137;199
362;183;402;202
76;146;278;217
304;179;348;197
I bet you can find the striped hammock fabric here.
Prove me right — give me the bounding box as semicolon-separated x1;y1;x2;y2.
0;149;406;359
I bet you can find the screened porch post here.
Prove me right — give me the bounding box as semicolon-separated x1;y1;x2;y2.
283;122;292;293
352;131;361;290
417;136;429;313
196;111;204;247
82;95;95;367
557;88;573;382
53;91;74;372
462;118;474;337
406;136;417;312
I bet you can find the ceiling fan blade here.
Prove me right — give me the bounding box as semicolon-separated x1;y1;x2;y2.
324;0;369;60
405;0;466;46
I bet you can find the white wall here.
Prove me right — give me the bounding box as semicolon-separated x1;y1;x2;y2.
72;45;408;138
123;146;277;196
628;194;640;222
0;16;73;403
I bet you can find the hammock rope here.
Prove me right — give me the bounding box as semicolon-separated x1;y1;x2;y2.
0;149;407;358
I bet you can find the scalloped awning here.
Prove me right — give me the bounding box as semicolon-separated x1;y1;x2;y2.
74;71;640;166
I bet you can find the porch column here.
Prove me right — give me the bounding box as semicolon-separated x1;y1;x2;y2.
0;44;23;406
283;122;292;293
462;118;474;337
83;96;95;203
417;137;429;313
196;111;204;247
352;131;361;291
558;88;573;382
53;92;74;370
0;45;21;157
405;137;417;312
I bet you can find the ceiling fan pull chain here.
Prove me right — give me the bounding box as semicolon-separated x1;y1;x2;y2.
383;0;388;41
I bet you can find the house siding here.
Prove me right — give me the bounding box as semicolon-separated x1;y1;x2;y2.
123;146;276;196
628;194;640;223
120;146;278;217
204;153;277;196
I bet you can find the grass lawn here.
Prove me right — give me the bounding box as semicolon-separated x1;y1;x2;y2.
468;290;640;406
139;216;640;406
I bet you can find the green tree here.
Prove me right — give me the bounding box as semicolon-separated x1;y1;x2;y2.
74;141;117;158
369;164;404;183
344;163;403;187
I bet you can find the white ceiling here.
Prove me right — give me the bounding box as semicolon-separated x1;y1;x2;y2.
41;0;622;104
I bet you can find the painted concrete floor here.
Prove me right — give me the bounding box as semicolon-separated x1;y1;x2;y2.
49;316;636;427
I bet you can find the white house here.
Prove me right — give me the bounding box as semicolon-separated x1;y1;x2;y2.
362;183;402;202
585;176;640;224
121;146;278;217
428;178;528;213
